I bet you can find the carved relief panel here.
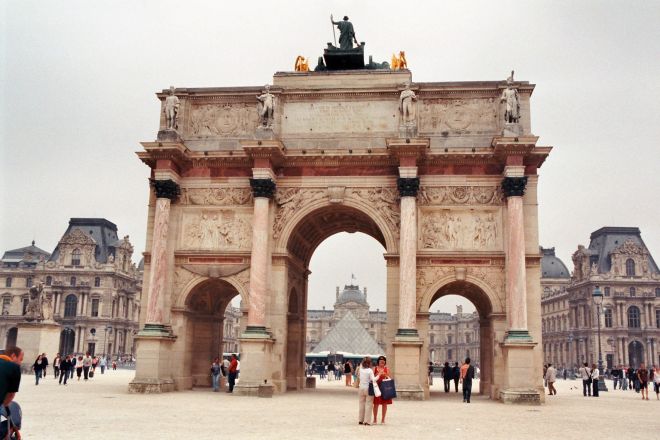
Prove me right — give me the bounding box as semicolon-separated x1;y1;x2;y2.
419;209;502;251
188;103;257;137
179;209;252;250
418;99;499;134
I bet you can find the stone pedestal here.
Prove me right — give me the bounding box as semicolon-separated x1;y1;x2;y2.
392;338;424;400
16;322;61;373
499;341;542;404
502;123;523;137
156;129;182;142
128;335;176;393
234;336;274;396
255;126;275;140
398;124;418;139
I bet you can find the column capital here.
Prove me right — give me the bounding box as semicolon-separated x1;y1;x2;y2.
249;178;276;199
150;179;181;201
501;176;528;197
397;177;420;197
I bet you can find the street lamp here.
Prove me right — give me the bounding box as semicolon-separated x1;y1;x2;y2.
567;333;574;372
592;286;608;392
103;325;113;360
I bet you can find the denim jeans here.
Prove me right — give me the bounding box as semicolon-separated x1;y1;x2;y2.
59;369;69;384
228;372;237;392
613;378;619;389
583;379;591;396
35;371;41;385
212;374;220;391
462;380;473;402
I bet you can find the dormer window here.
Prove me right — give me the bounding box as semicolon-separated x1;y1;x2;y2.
72;248;81;266
625;259;635;276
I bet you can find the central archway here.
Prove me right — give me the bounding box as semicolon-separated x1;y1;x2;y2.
274;201;396;392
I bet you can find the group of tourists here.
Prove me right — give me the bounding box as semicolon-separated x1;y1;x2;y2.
306;361;348;381
210;354;239;393
32;352;114;386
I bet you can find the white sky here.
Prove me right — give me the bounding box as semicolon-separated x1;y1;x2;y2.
2;1;659;314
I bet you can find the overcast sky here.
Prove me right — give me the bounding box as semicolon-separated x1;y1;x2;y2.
2;1;659;314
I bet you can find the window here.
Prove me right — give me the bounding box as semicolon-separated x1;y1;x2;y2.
626;259;635;276
26;277;33;288
447;335;452;344
45;276;52;286
627;306;640;328
656;288;660;298
91;299;99;317
447;349;453;360
2;298;10;314
604;309;613;328
656;309;660;328
22;298;29;315
71;249;81;266
70;276;76;287
5;277;11;288
94;277;101;287
466;333;471;344
630;287;636;297
604;287;610;297
64;294;78;317
430;334;435;344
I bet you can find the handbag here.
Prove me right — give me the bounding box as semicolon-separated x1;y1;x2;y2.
380;378;397;400
368;381;381;397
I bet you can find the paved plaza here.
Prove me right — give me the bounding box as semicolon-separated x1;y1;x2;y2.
14;369;660;439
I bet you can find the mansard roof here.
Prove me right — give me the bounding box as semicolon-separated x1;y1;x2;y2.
311;311;383;356
588;227;659;274
49;218;121;264
540;247;571;279
1;241;51;266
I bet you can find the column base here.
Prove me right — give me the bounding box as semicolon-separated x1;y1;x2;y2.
392;338;425;400
234;335;275;396
499;388;542;405
242;326;270;338
130;332;177;393
396;328;419;338
504;329;533;343
138;323;174;338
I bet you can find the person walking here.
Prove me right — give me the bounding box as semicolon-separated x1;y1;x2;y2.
91;356;99;374
357;357;376;426
579;362;592;397
637;362;649;400
460;357;476;403
612;366;620;390
652;366;660;400
59;355;72;385
41;353;49;378
442;362;452;393
53;353;61;379
372;356;392;424
32;354;45;385
75;356;84;381
452;362;460;392
327;361;335;381
227;354;238;393
211;357;222;392
545;363;557;395
591;363;600;397
99;356;107;374
428;362;434;386
82;352;92;381
344;360;353;387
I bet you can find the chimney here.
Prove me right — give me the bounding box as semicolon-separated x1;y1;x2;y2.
364;287;367;300
336;286;339;300
457;305;463;315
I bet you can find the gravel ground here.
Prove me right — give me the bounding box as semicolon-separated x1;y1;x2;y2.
12;370;660;439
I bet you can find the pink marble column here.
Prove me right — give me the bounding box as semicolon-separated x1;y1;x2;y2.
397;177;419;336
143;179;179;334
502;176;531;340
246;178;276;334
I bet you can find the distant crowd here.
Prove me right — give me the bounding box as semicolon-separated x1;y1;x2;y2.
31;352;124;385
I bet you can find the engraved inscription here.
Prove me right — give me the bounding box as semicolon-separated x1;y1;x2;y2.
281;101;398;134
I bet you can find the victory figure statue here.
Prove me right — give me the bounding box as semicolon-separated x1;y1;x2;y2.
500;71;520;124
399;82;418;125
256;85;275;128
25;282;44;322
330;15;358;50
164;86;180;130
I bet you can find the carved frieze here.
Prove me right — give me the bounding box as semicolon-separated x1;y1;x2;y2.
180;188;252;206
418;98;498;133
189;103;256;137
420;210;500;250
418;186;503;206
181;210;252;250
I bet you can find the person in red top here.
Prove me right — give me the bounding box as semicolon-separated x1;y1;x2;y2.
372;356;392;425
227;354;239;393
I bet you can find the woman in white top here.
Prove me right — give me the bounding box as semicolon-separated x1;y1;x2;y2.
357;357;379;425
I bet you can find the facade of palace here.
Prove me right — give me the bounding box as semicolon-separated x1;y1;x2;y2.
306;284;480;365
541;228;660;369
131;64;552;403
1;219;142;358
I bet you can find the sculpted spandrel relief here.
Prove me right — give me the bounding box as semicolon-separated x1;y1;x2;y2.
181;210;252;250
418;99;498;133
272;188;327;239
189;103;256;137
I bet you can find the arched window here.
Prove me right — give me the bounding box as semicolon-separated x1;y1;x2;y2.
604;309;613;328
94;277;101;287
45;276;52;286
5;277;11;288
627;306;640;328
626;259;635;276
64;294;78;317
630;287;636;297
71;249;81;266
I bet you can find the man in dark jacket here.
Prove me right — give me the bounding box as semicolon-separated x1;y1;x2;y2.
58;356;73;385
442;362;453;392
453;362;461;392
41;353;49;378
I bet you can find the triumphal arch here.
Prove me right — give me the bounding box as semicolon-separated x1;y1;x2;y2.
129;51;551;403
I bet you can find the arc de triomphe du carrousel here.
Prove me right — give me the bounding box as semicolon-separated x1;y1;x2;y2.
129;23;552;404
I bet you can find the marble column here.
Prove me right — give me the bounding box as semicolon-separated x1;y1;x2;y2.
501;176;531;340
245;178;276;334
396;176;419;337
142;179;180;335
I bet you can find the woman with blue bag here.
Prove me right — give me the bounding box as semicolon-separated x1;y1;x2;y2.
372;356;394;425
